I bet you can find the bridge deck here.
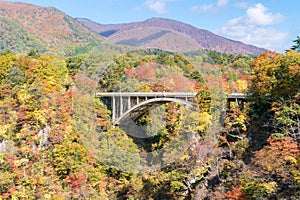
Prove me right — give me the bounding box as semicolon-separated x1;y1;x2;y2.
227;92;246;99
96;92;246;125
95;92;198;97
96;92;245;99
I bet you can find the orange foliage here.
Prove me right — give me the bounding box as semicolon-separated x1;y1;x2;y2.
225;186;250;200
267;136;299;157
253;135;299;183
64;173;87;192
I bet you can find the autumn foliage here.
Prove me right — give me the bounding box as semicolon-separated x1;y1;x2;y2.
0;47;299;199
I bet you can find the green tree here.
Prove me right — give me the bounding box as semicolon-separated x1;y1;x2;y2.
27;49;40;59
291;36;300;52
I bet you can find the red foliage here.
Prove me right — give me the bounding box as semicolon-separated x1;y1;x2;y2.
4;154;17;167
33;148;39;159
17;106;26;124
1;193;10;199
64;173;87;192
136;63;156;81
124;67;135;79
267;136;299;157
8;187;16;195
225;186;250;200
99;177;108;192
193;80;201;90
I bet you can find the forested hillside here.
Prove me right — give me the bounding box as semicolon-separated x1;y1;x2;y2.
0;1;299;199
0;47;299;199
0;2;118;56
77;17;267;55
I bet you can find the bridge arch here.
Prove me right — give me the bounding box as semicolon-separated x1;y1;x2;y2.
114;97;195;125
96;92;246;126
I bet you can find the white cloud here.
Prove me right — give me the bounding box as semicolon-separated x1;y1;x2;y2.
145;0;167;14
246;3;284;25
217;0;228;7
222;24;288;51
191;0;228;14
191;4;213;13
145;0;178;14
221;3;288;51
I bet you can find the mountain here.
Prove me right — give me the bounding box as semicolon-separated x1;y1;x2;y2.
77;17;267;55
0;2;266;56
0;2;110;55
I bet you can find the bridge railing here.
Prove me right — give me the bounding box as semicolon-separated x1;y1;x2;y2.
227;92;246;99
95;92;198;97
96;92;246;98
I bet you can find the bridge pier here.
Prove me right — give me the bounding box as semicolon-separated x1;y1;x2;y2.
112;96;116;123
227;92;246;110
128;97;131;110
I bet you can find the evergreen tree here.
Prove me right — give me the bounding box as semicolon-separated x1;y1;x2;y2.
291;36;300;52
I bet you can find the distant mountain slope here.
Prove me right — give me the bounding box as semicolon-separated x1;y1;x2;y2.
0;2;108;55
78;17;267;55
109;27;202;52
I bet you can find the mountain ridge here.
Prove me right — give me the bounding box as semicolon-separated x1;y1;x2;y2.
77;17;267;55
0;1;108;55
0;1;267;55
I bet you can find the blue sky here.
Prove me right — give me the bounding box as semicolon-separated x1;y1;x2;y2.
5;0;300;52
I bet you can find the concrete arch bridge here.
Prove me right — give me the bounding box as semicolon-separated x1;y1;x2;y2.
96;92;246;126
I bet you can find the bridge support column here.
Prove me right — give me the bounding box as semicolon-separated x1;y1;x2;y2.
112;96;116;123
128;97;131;110
235;98;239;108
227;98;246;110
120;96;123;116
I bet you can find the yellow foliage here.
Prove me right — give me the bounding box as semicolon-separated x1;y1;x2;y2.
236;79;248;93
236;114;247;132
260;182;277;194
0;124;9;136
285;156;298;165
43;194;51;199
198;111;212;132
136;83;152;92
0;54;16;83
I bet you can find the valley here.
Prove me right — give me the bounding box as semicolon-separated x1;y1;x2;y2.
0;1;299;199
